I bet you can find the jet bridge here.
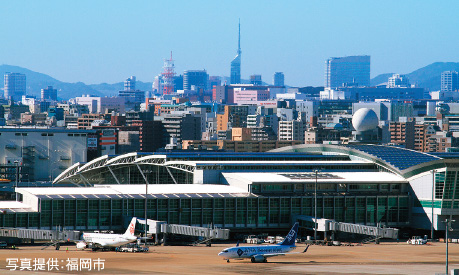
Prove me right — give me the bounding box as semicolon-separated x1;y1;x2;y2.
0;228;81;242
294;215;399;240
137;219;230;245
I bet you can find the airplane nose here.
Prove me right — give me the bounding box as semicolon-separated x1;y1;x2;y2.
218;252;223;256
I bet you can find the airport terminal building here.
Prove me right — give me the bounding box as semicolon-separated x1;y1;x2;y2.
1;144;459;235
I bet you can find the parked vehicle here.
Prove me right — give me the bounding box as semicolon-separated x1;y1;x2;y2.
245;235;264;244
407;236;427;245
116;243;149;253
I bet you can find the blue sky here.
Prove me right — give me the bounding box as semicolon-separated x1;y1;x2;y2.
1;0;458;86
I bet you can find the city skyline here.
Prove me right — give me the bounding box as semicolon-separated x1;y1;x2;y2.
1;0;459;87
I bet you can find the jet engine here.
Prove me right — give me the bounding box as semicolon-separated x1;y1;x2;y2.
251;255;267;263
76;241;87;250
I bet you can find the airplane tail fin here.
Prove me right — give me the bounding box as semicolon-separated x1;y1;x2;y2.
124;217;137;236
302;245;310;253
279;222;299;246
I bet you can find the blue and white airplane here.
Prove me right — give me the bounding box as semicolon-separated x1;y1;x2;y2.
218;222;309;263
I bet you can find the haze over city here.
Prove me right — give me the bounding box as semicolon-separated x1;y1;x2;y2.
3;1;459;274
1;0;459;86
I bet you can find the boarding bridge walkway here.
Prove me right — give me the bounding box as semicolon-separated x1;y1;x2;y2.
295;215;399;239
137;219;230;244
329;221;398;239
161;224;230;240
0;228;81;241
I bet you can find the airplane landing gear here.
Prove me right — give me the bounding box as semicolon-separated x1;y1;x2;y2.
226;259;230;263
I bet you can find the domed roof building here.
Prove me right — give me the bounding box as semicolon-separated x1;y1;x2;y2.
352;108;379;132
351;108;380;143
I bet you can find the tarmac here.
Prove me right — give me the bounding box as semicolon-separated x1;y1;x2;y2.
0;241;458;274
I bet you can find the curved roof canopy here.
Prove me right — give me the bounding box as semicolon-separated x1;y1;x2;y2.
345;144;440;171
271;144;447;178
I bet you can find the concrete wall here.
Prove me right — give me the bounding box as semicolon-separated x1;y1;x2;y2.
0;129;89;181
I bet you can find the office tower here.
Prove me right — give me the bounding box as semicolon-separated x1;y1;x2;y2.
162;113;202;143
174;75;184;91
273;72;284;86
131;120;165;152
118;89;145;110
250;75;262;85
278;120;306;142
4;72;26;101
441;71;459;92
217;105;256;131
124;76;136;91
183;70;209;90
119;76;145;111
388;74;410;88
230;20;241;84
41;86;58;101
325;55;370;88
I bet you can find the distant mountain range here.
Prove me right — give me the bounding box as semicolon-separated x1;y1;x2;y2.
0;65;270;100
0;64;154;100
371;62;459;90
1;62;458;100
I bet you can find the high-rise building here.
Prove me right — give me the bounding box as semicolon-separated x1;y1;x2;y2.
278;120;306;142
233;88;269;104
183;70;209;90
119;90;146;111
209;76;221;90
325;55;370;88
131;120;165;152
217;105;256;131
388;74;410;88
230;20;241;84
441;71;459;92
124;76;136;91
174;75;184;91
273;72;284;86
250;74;262;85
389;120;415;149
4;72;26;101
162;113;202;144
41;86;57;101
119;76;145;111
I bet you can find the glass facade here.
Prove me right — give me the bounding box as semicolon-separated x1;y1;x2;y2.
436;169;459;209
79;164;194;185
0;195;410;230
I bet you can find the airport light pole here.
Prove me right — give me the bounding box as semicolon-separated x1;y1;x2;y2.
314;170;318;241
444;218;455;275
431;170;435;240
145;174;148;246
14;161;19;201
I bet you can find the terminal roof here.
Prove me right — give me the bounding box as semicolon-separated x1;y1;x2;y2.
17;184;253;199
0;201;37;213
344;144;441;171
222;171;406;184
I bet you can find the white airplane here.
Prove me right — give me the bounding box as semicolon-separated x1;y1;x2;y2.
218;222;309;263
77;217;137;251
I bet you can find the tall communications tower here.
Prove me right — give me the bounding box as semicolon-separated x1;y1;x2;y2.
230;19;241;84
161;52;176;95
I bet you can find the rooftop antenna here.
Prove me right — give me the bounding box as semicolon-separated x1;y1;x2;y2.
238;18;241;54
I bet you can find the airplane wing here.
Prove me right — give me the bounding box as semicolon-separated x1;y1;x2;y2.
259;245;310;258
